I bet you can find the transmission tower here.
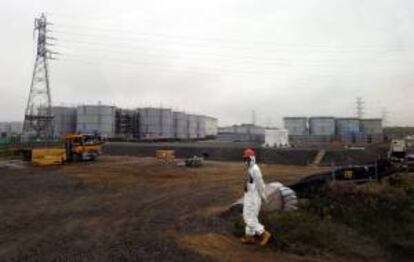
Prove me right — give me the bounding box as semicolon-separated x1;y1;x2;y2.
356;97;364;119
23;13;57;138
381;108;389;127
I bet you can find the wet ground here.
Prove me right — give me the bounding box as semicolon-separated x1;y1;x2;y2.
0;156;328;261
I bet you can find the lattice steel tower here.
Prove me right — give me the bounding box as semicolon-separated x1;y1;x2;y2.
23;13;56;138
356;97;364;119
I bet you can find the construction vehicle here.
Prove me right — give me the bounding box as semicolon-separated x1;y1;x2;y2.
26;133;103;166
185;155;203;167
64;133;103;161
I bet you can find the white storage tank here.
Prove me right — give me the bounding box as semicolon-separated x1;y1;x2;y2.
360;119;382;135
160;109;173;138
335;118;360;136
196;115;206;139
137;108;173;140
283;117;308;136
76;105;116;138
52;106;77;138
309;117;335;136
173;111;187;139
187;114;198;139
204;116;218;138
264;128;289;148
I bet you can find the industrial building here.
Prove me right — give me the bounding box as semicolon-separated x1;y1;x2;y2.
263;128;289;148
284;116;383;145
204;116;218;138
114;109;138;140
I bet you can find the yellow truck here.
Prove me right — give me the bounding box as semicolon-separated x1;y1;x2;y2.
29;133;103;166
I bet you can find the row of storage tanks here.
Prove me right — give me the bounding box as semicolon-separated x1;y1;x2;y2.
283;117;383;143
50;105;218;140
0;122;23;136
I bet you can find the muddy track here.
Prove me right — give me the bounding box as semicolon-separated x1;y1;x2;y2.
0;156;327;261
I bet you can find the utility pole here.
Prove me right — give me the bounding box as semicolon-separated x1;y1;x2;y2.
356;97;364;119
23;13;58;139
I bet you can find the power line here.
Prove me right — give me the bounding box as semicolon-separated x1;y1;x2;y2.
51;21;411;52
53;38;404;77
57;55;314;82
51;29;408;72
51;27;410;60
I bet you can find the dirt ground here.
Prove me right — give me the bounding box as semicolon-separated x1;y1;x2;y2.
0;156;329;261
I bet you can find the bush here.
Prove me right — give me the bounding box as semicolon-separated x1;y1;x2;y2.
311;179;414;257
233;175;414;259
263;207;383;259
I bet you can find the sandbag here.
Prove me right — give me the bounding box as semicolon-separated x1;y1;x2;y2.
261;182;298;212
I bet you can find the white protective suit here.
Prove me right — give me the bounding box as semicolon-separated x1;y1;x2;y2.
243;156;267;236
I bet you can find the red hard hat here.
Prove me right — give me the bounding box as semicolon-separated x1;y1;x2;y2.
243;148;255;159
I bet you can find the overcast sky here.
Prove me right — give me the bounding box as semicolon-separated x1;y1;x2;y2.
1;0;413;126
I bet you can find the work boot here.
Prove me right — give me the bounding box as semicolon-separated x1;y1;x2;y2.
240;235;256;244
259;230;272;246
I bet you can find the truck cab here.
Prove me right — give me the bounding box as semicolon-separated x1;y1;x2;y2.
388;139;406;163
64;133;103;161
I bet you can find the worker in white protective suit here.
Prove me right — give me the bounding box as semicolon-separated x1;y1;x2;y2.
241;148;272;246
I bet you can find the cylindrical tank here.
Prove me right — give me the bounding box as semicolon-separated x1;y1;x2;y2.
173;111;187;139
283;117;308;135
204;116;218;138
76;105;116;138
335;118;360;137
187;114;198;139
52;106;77;138
309;117;335;136
360;119;382;134
160;109;173;138
137;108;173;140
196;115;206;139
